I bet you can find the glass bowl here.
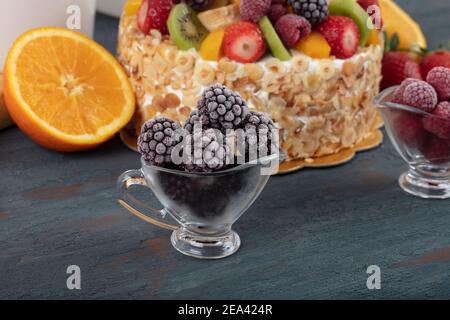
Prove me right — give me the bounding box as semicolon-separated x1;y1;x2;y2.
375;86;450;199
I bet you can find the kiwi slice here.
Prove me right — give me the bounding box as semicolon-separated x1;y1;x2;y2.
259;16;291;61
168;3;208;51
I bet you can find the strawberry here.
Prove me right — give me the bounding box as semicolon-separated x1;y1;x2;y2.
223;21;267;63
317;16;359;59
357;0;383;29
381;52;422;89
420;50;450;78
137;0;174;35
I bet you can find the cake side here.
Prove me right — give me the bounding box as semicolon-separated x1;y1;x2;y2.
118;14;383;161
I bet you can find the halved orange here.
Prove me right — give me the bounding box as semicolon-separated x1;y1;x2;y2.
4;27;135;152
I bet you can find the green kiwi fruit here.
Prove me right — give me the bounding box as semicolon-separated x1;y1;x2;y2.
259;16;291;61
168;3;208;51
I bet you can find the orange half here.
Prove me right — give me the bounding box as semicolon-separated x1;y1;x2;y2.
4;27;135;152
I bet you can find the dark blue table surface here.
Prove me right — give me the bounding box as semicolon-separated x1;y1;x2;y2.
1;1;449;299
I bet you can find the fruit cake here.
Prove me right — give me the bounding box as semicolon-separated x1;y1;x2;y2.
117;0;383;161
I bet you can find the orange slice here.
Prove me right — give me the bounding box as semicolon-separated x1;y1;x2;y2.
4;27;135;152
379;0;427;50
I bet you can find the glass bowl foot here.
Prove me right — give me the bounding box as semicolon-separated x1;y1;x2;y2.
399;170;450;199
171;228;241;259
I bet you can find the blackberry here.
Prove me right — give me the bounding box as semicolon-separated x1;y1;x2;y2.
184;110;209;134
138;117;181;167
183;128;232;173
239;111;279;161
289;0;328;26
198;84;249;131
183;0;209;11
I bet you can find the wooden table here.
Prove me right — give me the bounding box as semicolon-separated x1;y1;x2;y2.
1;1;449;299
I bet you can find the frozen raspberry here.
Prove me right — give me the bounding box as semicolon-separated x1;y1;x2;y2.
198;84;249;131
239;111;279;161
183;128;231;173
393;112;427;149
421;136;450;165
289;0;328;26
391;78;420;104
422;101;450;140
426;66;450;101
184;0;209;11
240;0;271;23
403;80;438;112
275;14;311;48
269;4;288;24
138;117;181;166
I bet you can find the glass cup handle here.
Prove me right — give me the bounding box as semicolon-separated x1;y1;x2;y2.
117;170;178;231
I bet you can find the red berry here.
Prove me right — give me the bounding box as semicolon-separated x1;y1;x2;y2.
275;14;311;48
269;4;287;24
317;16;359;59
403;80;438;112
426;66;450;101
423;101;450;140
421;136;450;165
381;52;422;90
223;21;267;63
137;0;174;35
420;50;450;78
393;112;427;149
391;78;420;104
240;0;271;23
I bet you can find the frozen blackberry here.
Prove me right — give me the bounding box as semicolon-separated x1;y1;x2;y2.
198;84;249;131
289;0;328;26
184;110;209;134
183;128;232;173
239;111;279;161
183;0;209;11
138;117;181;167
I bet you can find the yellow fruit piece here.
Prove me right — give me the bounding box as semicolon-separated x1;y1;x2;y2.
200;28;225;61
124;0;142;16
367;28;381;46
4;28;135;152
294;32;331;59
379;0;427;49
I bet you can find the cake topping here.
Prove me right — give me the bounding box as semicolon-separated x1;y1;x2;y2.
138;117;182;166
184;0;209;11
275;14;311;48
317;16;359;59
240;0;271;24
137;0;174;35
289;0;328;26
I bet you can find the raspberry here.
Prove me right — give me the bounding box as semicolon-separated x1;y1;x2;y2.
183;128;231;173
421;136;450;165
239;111;279;161
269;4;288;24
403;80;438;112
183;0;209;11
423;101;450;140
391;78;420;104
426;66;450;101
240;0;271;23
275;14;311;48
393;112;427;149
138;117;181;166
198;84;249;130
289;0;328;26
